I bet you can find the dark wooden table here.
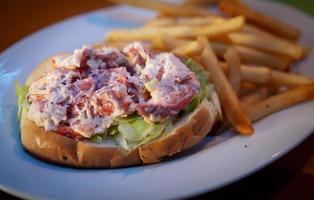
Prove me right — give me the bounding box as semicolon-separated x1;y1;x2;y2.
1;0;313;199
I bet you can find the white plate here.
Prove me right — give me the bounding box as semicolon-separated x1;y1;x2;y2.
0;0;313;199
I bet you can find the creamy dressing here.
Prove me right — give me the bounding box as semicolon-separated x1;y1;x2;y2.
27;42;200;138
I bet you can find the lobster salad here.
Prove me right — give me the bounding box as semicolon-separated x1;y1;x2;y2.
17;42;216;148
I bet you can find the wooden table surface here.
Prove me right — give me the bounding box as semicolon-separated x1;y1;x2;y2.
1;0;313;199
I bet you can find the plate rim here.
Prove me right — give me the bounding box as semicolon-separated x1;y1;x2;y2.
1;1;314;199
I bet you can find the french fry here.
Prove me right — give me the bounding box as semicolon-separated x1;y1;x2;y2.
242;24;279;40
232;45;290;71
214;86;275;135
220;62;271;84
210;41;228;56
227;33;304;59
152;35;187;50
105;0;313;138
239;82;258;96
168;42;308;88
211;42;290;70
240;65;271;84
145;17;177;27
183;0;222;6
145;16;224;27
223;47;242;93
220;62;313;87
198;36;254;135
215;84;314;133
172;41;204;57
108;0;214;17
270;70;314;88
246;83;314;122
107;16;244;42
154;37;290;70
219;0;301;40
241;87;276;107
156;36;202;56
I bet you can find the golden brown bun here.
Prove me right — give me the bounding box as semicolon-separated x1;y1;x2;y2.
21;56;220;168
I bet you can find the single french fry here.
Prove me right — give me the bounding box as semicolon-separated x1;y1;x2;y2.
145;17;177;27
241;87;276;107
108;0;214;17
220;63;271;84
145;16;224;27
223;47;242;93
227;33;303;59
246;83;314;122
183;0;222;6
242;24;279;40
198;36;254;135
106;16;244;42
239;82;258;96
153;35;188;50
172;41;204;57
214;86;274;135
241;65;271;84
219;0;301;40
232;45;291;71
270;70;314;88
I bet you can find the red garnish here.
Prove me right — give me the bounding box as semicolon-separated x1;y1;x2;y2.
78;78;93;90
95;98;114;116
56;125;84;140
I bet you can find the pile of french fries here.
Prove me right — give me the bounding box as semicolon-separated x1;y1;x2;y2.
105;0;314;135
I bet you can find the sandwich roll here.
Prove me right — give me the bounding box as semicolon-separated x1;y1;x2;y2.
18;42;221;168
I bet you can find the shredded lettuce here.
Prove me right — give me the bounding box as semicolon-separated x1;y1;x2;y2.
90;114;169;148
15;81;29;119
90;125;118;143
114;116;168;149
113;130;128;149
90;135;103;143
185;59;214;113
116;113;142;124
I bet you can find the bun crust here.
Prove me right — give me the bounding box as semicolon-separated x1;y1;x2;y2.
21;56;219;168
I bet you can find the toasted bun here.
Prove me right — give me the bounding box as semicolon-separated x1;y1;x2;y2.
21;56;220;168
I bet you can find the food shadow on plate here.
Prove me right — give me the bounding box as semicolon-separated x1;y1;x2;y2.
163;131;236;162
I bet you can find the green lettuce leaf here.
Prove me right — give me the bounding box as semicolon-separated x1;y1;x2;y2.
89;125;118;143
15;81;29;119
114;116;168;149
185;59;214;113
90;135;103;143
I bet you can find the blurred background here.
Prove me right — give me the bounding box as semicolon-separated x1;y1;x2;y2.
1;0;314;51
0;0;313;199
